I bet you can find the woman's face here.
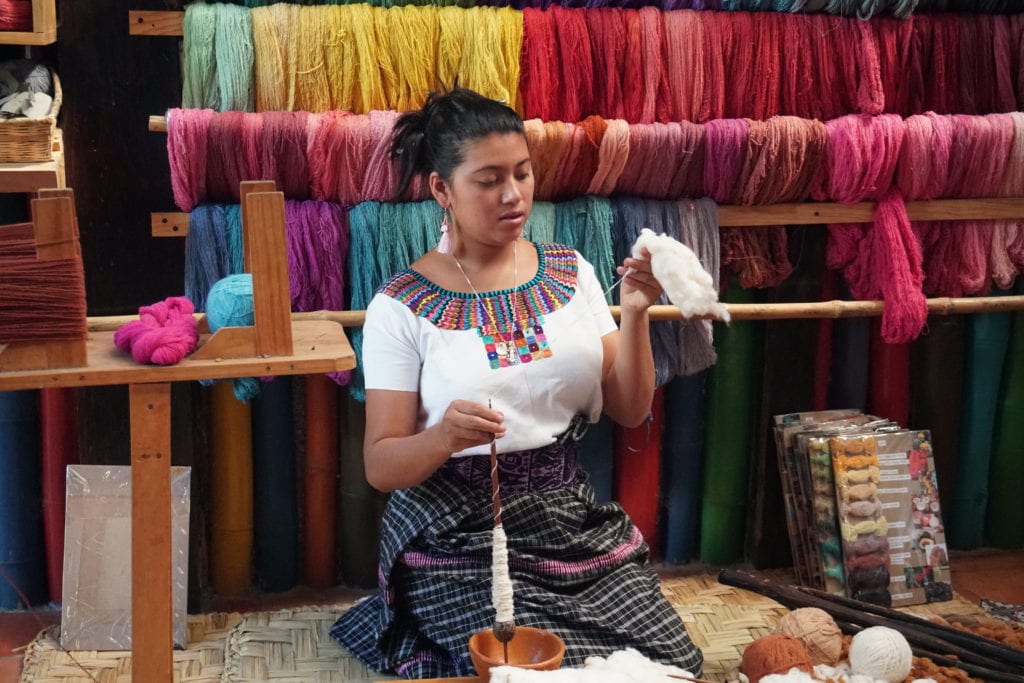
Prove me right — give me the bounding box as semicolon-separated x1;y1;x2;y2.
430;132;534;250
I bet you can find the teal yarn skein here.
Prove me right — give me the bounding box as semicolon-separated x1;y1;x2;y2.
205;274;262;402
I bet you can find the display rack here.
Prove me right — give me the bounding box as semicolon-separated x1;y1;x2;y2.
0;184;355;683
0;0;57;45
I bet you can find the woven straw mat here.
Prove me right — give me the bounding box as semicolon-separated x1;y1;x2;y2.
222;604;399;683
18;611;241;683
19;573;992;682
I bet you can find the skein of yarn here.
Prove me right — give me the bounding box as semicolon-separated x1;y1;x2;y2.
774;608;843;665
740;633;815;683
113;296;199;365
848;626;913;683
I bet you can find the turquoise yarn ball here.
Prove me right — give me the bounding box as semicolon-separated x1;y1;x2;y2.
206;274;254;332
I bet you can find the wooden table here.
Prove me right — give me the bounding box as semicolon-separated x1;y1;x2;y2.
0;186;355;683
0;322;355;682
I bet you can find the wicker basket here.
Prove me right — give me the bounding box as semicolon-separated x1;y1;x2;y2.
0;70;61;163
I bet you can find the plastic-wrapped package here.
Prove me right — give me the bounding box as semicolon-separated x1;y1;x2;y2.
60;465;191;650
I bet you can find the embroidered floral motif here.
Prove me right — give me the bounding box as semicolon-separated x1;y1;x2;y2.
379;244;576;369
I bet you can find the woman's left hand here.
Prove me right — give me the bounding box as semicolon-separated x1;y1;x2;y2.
617;248;663;313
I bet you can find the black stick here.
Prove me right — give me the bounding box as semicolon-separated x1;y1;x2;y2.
795;585;1024;669
836;620;1024;683
717;569;1021;675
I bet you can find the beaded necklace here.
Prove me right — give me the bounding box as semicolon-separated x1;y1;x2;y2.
450;241;521;367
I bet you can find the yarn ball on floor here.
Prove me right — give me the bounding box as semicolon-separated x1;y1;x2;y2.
740;633;814;683
849;626;913;683
775;608;843;665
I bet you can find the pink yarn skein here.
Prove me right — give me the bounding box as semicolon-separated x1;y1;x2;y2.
114;296;199;365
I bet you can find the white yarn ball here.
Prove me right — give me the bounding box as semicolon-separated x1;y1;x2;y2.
848;627;913;683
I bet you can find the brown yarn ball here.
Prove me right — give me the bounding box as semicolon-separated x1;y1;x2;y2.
740;633;815;683
775;607;844;665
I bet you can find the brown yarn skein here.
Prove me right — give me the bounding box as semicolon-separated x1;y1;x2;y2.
775;607;844;665
740;633;814;683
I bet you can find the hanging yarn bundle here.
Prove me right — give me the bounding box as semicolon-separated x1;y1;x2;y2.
114;297;200;365
185;198;352;384
185;203;245;310
346;200;441;398
818;114;928;343
247;4;522;114
182;2;254;112
611;197;721;383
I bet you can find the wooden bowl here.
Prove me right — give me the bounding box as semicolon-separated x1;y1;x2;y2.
468;626;565;680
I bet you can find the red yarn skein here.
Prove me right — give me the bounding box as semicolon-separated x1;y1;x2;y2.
114;296;199;365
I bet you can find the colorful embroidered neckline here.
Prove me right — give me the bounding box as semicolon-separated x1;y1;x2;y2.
379;243;578;331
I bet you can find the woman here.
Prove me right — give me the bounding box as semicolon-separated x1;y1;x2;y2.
329;87;703;679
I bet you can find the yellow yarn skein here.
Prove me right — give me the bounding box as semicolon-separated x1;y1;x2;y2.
294;6;332;114
458;7;522;112
387;6;440;111
436;7;465;94
350;4;388;113
252;4;292;112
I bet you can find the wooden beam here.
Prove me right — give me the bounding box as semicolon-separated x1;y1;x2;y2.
718;198;1024;225
85;295;1024;332
130;382;174;683
128;10;183;36
152;198;1024;238
244;190;294;356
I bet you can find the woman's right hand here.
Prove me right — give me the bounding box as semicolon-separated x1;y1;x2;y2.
437;400;506;454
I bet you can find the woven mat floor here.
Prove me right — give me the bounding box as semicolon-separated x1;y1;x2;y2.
19;572;991;683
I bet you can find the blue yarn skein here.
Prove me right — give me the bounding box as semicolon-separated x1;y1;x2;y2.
204;274;262;402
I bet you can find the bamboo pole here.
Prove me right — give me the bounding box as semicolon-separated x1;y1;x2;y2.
86;295;1024;332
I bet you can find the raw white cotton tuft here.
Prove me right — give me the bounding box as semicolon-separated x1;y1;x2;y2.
492;524;514;624
488;647;698;682
848;626;914;683
631;228;730;322
489;667;622;682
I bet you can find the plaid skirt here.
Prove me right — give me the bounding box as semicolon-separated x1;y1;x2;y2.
328;440;703;679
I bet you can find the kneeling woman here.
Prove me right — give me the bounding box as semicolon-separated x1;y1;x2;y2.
329;87;703;679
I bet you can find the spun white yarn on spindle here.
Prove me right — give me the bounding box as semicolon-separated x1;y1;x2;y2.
492;524;514;624
631;228;730;322
848;626;914;683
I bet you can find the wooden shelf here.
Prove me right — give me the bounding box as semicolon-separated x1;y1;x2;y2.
0;320;355;391
0;129;65;193
0;0;57;45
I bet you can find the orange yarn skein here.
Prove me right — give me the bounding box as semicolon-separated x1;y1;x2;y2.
740;633;814;683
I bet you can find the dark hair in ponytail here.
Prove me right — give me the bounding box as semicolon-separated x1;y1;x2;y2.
390;87;525;201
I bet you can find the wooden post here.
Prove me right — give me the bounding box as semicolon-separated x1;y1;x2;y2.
244;189;294;357
130;383;173;683
239;180;276;273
